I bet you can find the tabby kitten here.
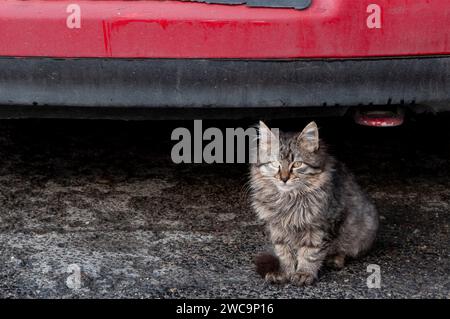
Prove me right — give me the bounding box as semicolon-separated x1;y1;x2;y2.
250;121;378;286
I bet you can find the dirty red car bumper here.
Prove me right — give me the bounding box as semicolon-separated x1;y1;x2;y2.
1;0;449;58
0;0;449;117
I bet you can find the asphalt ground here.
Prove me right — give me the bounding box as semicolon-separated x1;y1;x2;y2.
0;115;448;298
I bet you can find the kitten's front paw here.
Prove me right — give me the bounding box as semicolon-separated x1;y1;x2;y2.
264;272;288;284
290;272;317;286
325;254;346;270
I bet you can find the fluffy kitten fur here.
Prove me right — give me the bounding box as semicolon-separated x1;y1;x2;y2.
250;121;378;286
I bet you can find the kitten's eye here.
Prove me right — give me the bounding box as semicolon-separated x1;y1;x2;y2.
292;161;303;169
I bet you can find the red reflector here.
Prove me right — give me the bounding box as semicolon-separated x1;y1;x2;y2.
354;109;405;127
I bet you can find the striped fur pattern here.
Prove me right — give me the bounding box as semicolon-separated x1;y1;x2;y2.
250;121;378;286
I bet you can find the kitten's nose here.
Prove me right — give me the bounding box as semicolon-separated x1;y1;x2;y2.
280;164;290;183
280;174;290;183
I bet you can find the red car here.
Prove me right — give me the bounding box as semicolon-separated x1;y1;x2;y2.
0;0;448;125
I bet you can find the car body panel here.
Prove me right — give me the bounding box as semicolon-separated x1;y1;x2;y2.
0;0;448;59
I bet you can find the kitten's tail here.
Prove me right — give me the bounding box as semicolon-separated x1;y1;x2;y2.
254;253;280;278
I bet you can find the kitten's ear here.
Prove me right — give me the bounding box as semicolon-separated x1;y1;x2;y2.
259;121;274;142
259;120;270;131
297;121;319;152
258;121;278;160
